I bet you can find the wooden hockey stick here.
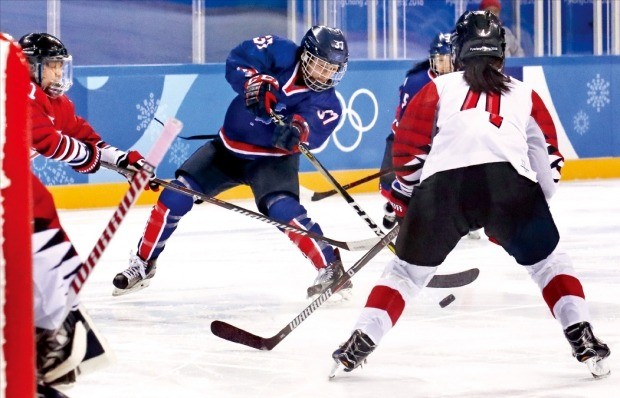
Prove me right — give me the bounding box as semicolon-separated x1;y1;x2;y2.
66;118;183;311
267;112;479;290
211;225;400;350
102;162;382;252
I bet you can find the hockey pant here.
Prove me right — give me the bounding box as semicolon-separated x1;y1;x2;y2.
137;176;336;269
31;175;81;331
353;248;590;346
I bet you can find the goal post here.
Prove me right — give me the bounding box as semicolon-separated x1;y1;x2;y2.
1;33;35;398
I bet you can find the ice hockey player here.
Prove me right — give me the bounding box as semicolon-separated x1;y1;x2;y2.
18;32;150;396
331;11;610;379
379;32;454;230
112;26;352;301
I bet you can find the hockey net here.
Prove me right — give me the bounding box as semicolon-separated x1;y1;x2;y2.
1;34;35;398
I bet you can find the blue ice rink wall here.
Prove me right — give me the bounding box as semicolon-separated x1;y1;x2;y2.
33;56;620;189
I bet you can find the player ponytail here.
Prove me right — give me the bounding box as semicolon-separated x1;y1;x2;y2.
461;56;511;94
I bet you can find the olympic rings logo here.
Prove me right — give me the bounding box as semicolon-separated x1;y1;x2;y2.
314;88;379;153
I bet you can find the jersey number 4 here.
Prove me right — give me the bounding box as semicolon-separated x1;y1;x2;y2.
461;89;503;128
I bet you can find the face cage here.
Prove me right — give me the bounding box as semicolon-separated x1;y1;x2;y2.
33;55;73;97
429;54;453;76
300;50;346;92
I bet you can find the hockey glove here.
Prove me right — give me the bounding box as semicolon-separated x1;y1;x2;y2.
386;185;411;223
99;144;160;191
244;74;279;118
272;114;310;152
71;142;101;174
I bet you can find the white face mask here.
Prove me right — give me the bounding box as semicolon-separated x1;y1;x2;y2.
300;50;346;92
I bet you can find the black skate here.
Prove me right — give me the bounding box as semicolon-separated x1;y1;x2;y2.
112;253;157;296
306;249;352;301
564;321;611;379
330;329;376;378
382;202;397;229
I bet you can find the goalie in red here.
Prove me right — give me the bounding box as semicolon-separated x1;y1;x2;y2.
17;32;155;397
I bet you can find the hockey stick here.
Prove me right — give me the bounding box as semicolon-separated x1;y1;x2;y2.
66;118;183;310
310;166;412;202
300;142;479;289
210;225;400;350
267;112;479;289
102;162;381;252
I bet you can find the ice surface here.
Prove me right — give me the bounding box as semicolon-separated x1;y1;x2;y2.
59;179;619;398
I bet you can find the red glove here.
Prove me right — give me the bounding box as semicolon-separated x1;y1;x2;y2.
244;74;279;118
71;142;101;174
116;150;160;191
386;184;411;222
272;114;309;151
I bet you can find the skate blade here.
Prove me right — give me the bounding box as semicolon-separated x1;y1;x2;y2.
308;287;353;304
328;361;345;379
112;279;152;297
587;357;611;379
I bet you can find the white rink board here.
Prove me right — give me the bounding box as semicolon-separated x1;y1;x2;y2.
60;179;619;398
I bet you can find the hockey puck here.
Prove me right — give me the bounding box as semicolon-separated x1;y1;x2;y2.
439;294;455;308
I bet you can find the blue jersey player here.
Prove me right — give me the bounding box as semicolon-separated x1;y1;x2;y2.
113;26;352;300
380;32;453;230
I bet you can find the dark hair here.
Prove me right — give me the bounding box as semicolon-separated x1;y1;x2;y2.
461;56;510;94
406;59;430;76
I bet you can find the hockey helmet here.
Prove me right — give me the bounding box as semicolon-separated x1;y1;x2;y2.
300;26;348;92
18;32;73;97
452;11;505;67
429;32;453;75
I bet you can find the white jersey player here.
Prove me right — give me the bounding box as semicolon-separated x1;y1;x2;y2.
331;10;610;380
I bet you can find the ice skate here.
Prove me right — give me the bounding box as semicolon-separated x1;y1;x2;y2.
331;329;376;376
112;253;157;296
306;249;352;301
564;321;611;379
382;202;397;229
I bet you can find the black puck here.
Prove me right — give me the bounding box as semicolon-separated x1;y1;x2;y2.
439;294;455;308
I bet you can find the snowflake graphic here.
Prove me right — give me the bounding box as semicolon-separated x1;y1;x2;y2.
168;140;191;168
136;93;168;132
32;158;76;185
573;110;589;136
586;74;610;112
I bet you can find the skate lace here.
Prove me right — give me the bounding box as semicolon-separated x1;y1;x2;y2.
123;258;147;281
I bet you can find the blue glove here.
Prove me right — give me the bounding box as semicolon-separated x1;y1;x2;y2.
244;74;279;118
272;114;309;152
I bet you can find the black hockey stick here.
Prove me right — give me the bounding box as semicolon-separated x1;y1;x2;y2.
102;162;381;252
310;165;413;202
268;111;479;289
210;225;400;350
297;142;479;288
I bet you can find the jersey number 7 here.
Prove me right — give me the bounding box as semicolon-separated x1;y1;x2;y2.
461;89;503;128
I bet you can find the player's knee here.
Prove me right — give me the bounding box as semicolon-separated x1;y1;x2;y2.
159;175;202;214
263;193;306;222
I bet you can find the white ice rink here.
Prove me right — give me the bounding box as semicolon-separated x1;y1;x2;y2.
58;179;619;398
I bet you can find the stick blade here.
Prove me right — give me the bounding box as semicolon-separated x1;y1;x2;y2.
210;321;271;351
427;268;480;288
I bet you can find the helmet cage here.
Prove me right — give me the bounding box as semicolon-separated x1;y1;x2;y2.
300;49;347;92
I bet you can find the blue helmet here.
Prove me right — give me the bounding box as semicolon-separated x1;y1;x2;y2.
429;32;452;56
300;26;348;91
429;32;453;75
